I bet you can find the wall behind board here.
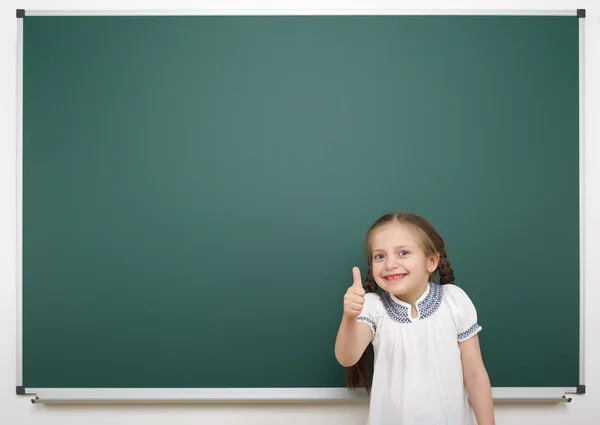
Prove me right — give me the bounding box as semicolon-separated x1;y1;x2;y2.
1;0;598;424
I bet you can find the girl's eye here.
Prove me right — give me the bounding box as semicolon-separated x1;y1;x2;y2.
374;253;384;260
398;250;409;256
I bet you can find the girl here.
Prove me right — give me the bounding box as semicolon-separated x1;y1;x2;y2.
335;212;495;425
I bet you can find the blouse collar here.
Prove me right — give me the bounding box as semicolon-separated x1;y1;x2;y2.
381;282;443;323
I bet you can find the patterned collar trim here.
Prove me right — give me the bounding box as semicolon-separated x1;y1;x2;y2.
381;282;444;323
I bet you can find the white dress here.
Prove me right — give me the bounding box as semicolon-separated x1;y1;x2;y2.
356;282;482;425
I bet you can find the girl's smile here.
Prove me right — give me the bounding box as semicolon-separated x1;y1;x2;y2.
382;273;408;282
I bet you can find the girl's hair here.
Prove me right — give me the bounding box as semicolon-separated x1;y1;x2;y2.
345;212;455;391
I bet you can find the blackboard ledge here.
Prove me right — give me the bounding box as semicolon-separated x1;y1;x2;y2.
21;387;579;404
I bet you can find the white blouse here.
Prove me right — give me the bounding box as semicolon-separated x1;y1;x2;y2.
356;282;482;425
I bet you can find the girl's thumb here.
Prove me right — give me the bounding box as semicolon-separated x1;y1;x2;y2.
352;266;363;288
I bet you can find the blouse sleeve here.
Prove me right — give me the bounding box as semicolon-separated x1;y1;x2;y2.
356;292;382;339
444;284;482;342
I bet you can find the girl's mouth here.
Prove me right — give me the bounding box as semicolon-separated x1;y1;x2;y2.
384;273;407;282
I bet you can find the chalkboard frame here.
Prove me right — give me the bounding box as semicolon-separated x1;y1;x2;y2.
14;8;587;403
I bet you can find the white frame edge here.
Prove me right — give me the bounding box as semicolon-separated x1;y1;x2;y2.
578;12;586;389
24;387;576;404
23;9;577;16
16;15;24;389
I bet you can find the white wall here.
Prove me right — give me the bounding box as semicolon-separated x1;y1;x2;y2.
1;0;598;424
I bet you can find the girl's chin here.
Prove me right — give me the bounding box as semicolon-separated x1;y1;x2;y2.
376;279;410;293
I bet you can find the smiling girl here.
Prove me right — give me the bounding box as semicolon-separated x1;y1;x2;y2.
334;212;495;425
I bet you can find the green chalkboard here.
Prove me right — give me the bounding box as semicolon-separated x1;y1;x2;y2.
20;14;581;392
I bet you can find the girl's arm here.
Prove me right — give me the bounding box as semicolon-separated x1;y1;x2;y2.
334;316;372;367
459;335;495;425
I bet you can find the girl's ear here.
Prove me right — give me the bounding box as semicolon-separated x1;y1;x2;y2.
427;253;440;275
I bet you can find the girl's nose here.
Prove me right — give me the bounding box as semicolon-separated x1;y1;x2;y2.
385;259;398;270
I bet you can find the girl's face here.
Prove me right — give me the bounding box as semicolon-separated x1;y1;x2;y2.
369;222;439;299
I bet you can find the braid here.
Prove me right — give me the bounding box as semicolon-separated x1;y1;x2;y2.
364;261;378;294
344;347;373;391
437;248;455;285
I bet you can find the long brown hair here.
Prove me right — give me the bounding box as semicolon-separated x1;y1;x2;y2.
345;212;455;391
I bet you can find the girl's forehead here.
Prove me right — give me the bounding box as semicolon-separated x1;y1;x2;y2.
370;222;421;247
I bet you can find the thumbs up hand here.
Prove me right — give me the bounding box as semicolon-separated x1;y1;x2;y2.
343;267;366;319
